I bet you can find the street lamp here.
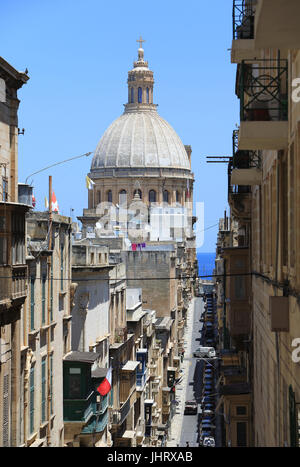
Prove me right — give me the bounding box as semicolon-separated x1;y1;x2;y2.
24;151;93;184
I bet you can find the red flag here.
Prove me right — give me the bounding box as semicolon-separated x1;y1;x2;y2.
97;367;112;396
51;191;59;212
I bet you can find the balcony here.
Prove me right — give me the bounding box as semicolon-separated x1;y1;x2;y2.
231;0;258;63
230;130;262;186
238;59;288;150
228;163;251;221
64;391;108;423
222;247;251;336
255;0;300;50
148;363;157;378
0;265;27;309
112;397;131;426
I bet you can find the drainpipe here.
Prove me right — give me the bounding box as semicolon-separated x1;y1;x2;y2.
47;175;53;446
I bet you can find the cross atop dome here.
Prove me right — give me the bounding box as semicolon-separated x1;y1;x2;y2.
136;36;146;49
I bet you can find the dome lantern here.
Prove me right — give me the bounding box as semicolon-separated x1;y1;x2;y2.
125;36;155;111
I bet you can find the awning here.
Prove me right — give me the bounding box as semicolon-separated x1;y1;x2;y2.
92;367;108;379
63;351;100;363
122;430;135;439
122;360;140;371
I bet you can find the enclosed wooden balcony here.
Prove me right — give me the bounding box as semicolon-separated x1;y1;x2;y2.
0;265;27;310
222;247;251;336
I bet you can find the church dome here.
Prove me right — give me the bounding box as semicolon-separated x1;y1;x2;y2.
90;39;191;174
91;110;190;171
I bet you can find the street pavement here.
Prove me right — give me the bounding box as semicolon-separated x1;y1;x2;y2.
167;296;204;447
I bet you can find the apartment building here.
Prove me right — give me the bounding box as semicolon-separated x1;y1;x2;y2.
23;211;72;446
0;57;30;447
215;0;300;447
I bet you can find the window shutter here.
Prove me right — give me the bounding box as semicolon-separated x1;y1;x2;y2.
3;374;9;446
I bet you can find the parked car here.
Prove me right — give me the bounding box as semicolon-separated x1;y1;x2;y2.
202;436;215;447
193;347;216;358
184;400;198;415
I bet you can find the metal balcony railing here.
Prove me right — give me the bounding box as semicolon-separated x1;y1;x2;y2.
233;0;255;40
228;131;252;195
232;129;261;170
238;59;288;122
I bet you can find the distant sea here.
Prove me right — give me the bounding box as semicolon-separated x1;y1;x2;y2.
197;252;216;279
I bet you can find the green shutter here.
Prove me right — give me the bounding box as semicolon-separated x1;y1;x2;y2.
60;244;64;291
289;385;297;447
30;367;35;434
50;260;53;322
42;275;46;325
50;354;53;415
30;277;35;330
41;359;46;422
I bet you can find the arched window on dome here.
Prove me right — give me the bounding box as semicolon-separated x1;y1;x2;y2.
107;190;112;203
138;87;142;103
149;190;156;203
97;191;101;205
163;190;169;203
119;190;127;206
146;87;149;103
134;189;142;200
131;87;134;104
176;191;181;203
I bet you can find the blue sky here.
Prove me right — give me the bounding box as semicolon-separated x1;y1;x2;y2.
2;0;239;252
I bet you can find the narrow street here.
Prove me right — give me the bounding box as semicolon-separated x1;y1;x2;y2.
168;297;206;447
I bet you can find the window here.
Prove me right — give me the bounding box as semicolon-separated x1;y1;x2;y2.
60;244;64;291
69;368;82;398
30;367;35;434
163;190;169;203
42;274;46;325
236;406;247;416
119;190;127;205
2;177;8;202
176;191;181;203
234;276;246;299
97;191;101;204
41;358;46;422
236;421;247;447
149;190;156;203
30;276;35;331
0;237;7;265
107;190;112;203
146;87;149;103
281;153;288;267
50;355;53;414
131;87;134;103
3;374;9;446
50;259;53;322
138;87;142;103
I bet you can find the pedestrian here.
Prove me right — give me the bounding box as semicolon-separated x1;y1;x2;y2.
186;441;189;447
